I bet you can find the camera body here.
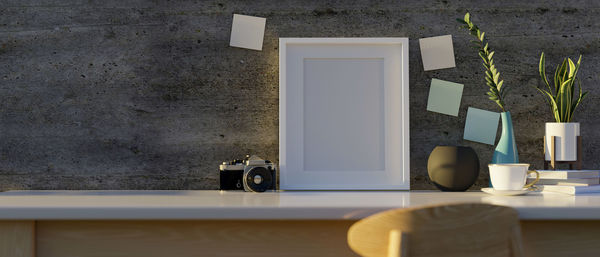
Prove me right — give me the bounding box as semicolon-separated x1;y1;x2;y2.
219;155;276;192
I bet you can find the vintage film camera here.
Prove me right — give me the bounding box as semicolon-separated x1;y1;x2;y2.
219;155;276;192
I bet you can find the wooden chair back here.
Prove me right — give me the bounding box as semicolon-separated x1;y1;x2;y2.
347;203;524;257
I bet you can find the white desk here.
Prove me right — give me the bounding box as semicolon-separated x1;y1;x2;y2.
0;190;597;220
0;190;598;257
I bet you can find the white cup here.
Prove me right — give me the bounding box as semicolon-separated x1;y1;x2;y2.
488;163;540;191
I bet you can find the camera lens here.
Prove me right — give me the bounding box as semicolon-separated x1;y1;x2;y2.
253;175;263;184
244;167;272;192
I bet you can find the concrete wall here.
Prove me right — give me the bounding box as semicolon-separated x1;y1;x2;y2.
1;0;599;190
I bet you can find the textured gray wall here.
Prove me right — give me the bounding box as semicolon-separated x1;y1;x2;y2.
1;0;599;190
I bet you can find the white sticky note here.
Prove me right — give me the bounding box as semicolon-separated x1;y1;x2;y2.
419;35;456;71
427;78;464;116
229;14;266;51
464;107;500;145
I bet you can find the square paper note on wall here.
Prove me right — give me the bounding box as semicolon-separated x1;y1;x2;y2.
464;107;500;145
427;78;463;116
419;35;456;71
229;14;266;50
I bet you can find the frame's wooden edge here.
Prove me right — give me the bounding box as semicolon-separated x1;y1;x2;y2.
278;38;287;188
401;37;410;185
277;37;408;44
280;185;410;191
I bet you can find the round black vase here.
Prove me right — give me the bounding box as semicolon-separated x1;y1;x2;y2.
427;146;480;191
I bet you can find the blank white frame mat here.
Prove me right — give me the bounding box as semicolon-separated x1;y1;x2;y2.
279;38;410;190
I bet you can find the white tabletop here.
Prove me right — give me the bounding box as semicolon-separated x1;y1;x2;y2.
0;190;597;220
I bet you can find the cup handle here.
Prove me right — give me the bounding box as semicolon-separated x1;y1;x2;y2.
524;170;540;188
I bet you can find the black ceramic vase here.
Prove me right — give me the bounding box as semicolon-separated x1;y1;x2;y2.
427;146;480;191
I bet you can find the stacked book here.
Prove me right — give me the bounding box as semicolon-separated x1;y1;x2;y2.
527;170;600;195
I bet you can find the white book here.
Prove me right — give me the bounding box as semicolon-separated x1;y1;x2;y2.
528;177;600;186
538;185;600;195
528;170;600;179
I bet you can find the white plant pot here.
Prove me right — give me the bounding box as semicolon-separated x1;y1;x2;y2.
544;122;580;161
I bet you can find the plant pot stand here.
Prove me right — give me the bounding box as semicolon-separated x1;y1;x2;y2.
543;135;582;170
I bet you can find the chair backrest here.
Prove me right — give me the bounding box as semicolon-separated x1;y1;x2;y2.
347;203;524;257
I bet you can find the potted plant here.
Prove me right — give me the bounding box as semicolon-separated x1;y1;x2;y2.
457;13;518;164
537;52;586;162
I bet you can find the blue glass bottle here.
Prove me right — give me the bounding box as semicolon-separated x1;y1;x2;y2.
491;111;519;164
490;112;518;187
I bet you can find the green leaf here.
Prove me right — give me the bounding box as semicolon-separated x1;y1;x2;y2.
464;13;471;23
539;52;551;89
485;76;493;85
569;79;587;122
478;51;487;61
489;86;499;94
536;87;561;122
559;58;568;88
493;71;500;85
578;78;583;98
571;55;582;82
482;60;490;68
570;91;588;122
494;100;505;111
534;85;552;106
552;62;560;94
568;58;576;77
558;78;573;121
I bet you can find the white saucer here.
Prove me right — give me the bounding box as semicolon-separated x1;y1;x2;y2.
481;187;530;196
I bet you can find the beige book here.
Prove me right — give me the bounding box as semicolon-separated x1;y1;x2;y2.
528;170;600;179
539;185;600;195
528;177;600;186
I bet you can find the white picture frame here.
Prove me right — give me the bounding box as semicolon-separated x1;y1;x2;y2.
279;38;410;190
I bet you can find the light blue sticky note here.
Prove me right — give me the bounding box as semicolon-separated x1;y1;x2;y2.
426;78;464;116
464;107;500;145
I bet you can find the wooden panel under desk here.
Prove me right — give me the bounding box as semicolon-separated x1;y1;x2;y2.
520;220;600;257
0;221;35;257
33;220;600;257
36;220;359;257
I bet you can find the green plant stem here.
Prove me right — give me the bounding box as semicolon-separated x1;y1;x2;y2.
457;12;508;112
